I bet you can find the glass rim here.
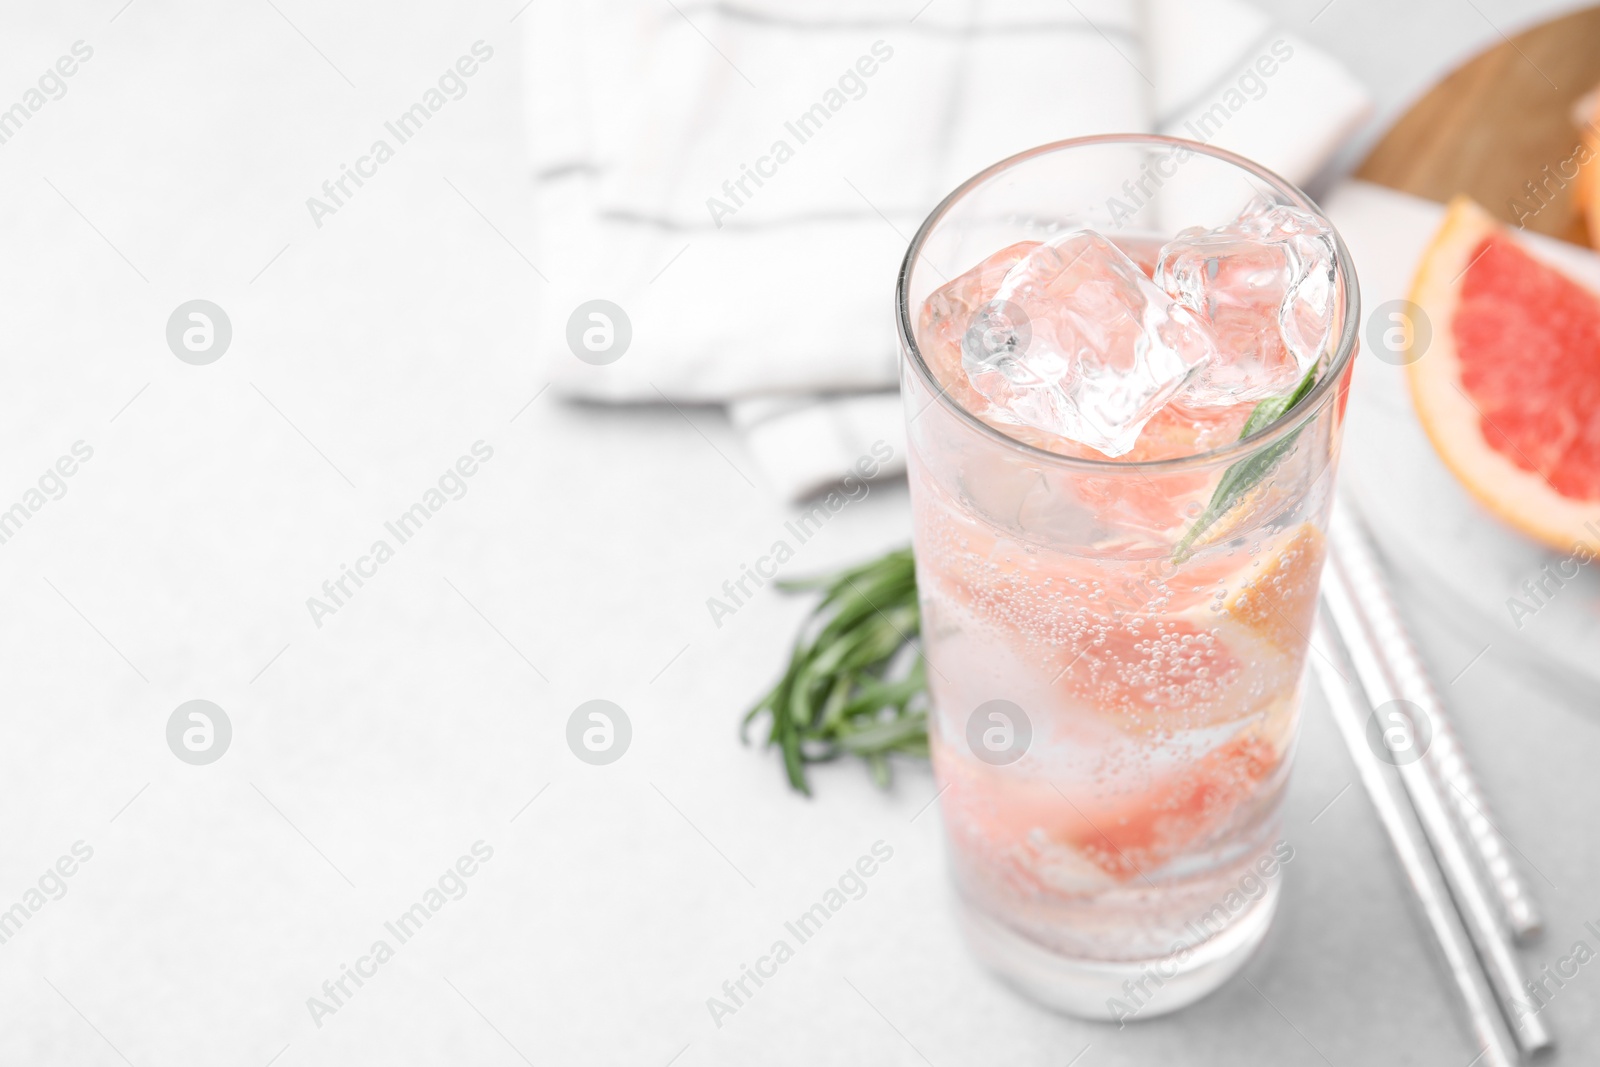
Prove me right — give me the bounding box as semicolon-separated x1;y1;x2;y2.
894;133;1362;475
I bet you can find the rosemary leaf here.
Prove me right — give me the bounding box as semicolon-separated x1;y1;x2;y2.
1172;363;1319;562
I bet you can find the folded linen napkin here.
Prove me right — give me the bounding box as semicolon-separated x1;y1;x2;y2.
523;0;1370;499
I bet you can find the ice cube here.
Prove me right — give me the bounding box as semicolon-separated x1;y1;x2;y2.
959;230;1216;457
922;241;1038;356
1156;198;1337;406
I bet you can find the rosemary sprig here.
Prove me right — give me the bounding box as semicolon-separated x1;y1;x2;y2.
741;547;928;795
1172;362;1320;562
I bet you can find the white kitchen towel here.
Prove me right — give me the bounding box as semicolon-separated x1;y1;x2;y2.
523;0;1370;499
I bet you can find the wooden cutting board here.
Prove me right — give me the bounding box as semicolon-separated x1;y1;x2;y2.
1356;4;1600;246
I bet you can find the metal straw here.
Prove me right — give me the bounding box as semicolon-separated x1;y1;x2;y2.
1321;561;1553;1059
1311;609;1520;1067
1329;497;1543;942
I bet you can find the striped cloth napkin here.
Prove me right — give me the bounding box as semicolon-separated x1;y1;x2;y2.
523;0;1371;499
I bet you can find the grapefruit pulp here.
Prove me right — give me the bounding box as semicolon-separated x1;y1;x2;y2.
1407;196;1600;551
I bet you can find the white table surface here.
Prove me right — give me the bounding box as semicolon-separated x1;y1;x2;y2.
1;1;1595;1064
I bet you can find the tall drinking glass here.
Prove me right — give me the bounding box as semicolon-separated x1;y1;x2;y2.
897;136;1359;1019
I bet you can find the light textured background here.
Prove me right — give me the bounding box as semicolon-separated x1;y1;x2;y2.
0;1;1594;1065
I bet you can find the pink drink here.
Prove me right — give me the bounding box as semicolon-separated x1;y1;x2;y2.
896;137;1357;1018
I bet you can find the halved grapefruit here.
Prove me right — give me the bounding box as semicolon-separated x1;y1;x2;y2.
1407;196;1600;552
1573;87;1600;249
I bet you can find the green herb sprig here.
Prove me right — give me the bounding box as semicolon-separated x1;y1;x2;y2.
741;548;927;794
1172;363;1319;562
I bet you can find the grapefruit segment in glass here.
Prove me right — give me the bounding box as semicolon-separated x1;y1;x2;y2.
934;727;1282;887
1212;523;1325;655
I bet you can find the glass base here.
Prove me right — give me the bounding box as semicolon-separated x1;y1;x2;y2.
958;876;1281;1021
